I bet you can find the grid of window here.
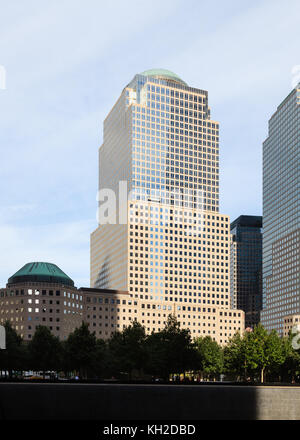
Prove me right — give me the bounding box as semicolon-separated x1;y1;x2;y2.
230;218;262;328
90;71;245;342
0;284;83;340
261;85;300;334
130;79;219;212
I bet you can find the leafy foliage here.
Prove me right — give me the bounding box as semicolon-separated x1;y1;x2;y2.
0;321;26;377
1;318;300;383
28;325;62;376
194;336;223;379
107;321;147;378
64;322;97;379
145;315;196;380
224;324;285;382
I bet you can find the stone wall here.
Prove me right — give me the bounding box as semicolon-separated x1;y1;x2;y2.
0;383;299;420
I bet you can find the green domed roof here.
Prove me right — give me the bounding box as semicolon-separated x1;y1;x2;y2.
140;69;187;86
8;262;74;287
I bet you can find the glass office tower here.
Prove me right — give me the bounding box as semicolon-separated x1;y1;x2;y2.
230;215;262;329
90;69;244;344
261;83;300;335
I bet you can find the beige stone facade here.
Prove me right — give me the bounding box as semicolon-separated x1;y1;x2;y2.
0;281;83;341
82;288;243;345
0;279;243;345
90;70;245;344
283;314;300;338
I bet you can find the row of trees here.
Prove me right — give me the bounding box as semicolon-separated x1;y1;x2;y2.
1;316;299;383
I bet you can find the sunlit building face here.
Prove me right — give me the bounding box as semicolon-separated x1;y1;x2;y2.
91;69;244;344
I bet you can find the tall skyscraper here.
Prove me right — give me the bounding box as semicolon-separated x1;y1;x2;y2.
261;83;300;334
91;69;244;344
230;215;262;329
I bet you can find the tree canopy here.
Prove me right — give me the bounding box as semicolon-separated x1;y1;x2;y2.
64;322;97;379
145;315;196;380
1;318;300;384
28;325;62;377
194;336;223;380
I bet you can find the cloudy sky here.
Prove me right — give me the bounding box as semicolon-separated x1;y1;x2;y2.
0;0;299;287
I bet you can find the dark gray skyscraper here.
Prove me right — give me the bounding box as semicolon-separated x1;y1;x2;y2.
230;215;262;328
261;83;300;335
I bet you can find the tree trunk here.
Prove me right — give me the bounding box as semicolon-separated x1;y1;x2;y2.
260;367;264;383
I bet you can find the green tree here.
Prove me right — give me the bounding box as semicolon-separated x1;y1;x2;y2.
64;322;97;379
0;321;26;378
224;330;263;381
223;332;247;380
249;325;285;383
145;315;196;381
93;338;109;378
108;321;147;379
280;331;300;382
224;325;286;383
264;328;286;381
28;325;62;378
194;336;223;380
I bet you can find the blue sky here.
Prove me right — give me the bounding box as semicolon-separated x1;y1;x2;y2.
0;0;299;287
